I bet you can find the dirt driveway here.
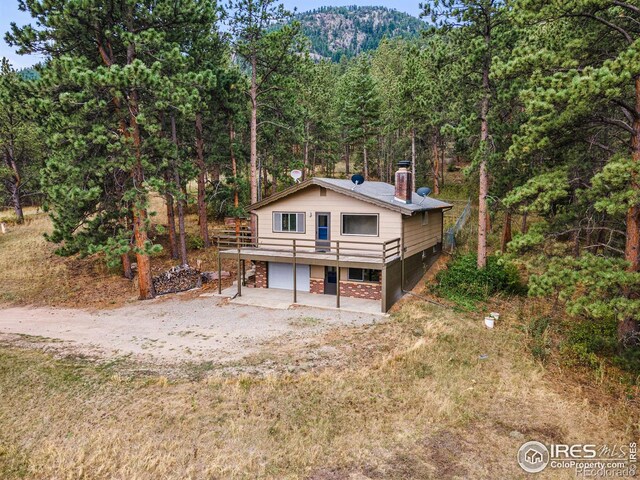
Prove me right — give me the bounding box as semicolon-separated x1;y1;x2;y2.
0;295;383;374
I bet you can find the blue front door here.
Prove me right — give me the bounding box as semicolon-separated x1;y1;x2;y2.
316;213;330;251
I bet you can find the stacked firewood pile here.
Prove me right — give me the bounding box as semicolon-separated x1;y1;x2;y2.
152;265;202;295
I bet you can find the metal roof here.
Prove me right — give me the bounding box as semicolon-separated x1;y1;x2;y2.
249;177;453;215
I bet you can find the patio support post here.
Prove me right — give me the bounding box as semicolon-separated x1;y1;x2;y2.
336;241;340;309
237;245;242;297
381;264;387;313
217;251;222;294
292;239;297;304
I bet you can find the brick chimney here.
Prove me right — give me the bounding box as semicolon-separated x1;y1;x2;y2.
394;160;412;204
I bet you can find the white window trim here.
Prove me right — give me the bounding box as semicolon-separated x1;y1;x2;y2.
272;211;305;234
422;211;429;226
340;213;379;237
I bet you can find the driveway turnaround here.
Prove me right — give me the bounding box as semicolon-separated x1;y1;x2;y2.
0;295;382;366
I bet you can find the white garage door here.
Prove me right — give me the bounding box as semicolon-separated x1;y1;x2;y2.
268;263;310;292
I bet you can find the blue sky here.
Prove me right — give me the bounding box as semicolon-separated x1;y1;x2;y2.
0;0;423;69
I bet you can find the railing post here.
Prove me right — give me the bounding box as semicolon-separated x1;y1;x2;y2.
292;239;297;304
336;241;340;309
217;250;222;295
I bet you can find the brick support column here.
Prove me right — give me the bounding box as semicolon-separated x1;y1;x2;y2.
310;278;324;294
255;261;268;288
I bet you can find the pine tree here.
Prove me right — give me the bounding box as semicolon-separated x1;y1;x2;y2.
423;0;509;269
8;0;219;299
227;0;304;204
0;58;41;223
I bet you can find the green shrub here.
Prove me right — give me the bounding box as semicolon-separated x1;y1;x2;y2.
187;234;205;251
434;253;524;308
564;319;640;376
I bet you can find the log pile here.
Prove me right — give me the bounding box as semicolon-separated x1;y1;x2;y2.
152;265;202;295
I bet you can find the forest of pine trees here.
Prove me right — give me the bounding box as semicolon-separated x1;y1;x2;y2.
0;0;639;345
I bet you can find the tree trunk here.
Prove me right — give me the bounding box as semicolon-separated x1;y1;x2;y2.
440;143;446;189
619;76;640;344
5;135;24;223
126;29;154;300
303;121;310;180
432;132;441;195
250;55;259;204
345;143;350;176
477;47;491;270
411;127;417;192
121;250;133;280
363;143;369;180
501;210;512;253
129;94;154;299
195;112;209;247
625;76;640;272
171;115;188;266
164;171;178;260
521;211;528;234
230;119;239;211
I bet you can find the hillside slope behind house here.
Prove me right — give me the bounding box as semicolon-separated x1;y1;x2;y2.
296;6;425;61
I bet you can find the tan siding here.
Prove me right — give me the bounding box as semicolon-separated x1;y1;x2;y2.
254;185;403;253
310;265;324;279
403;210;443;257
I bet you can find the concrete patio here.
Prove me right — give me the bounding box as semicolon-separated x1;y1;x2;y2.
217;284;386;316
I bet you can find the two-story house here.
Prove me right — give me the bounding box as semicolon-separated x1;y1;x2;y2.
218;161;452;312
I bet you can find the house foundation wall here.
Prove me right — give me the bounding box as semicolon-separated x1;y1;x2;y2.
339;280;382;300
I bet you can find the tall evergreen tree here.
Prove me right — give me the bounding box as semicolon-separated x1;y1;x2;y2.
227;0;304;204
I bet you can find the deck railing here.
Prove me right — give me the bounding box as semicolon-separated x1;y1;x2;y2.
214;229;401;262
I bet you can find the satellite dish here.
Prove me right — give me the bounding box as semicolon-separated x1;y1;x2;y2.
290;169;303;183
351;174;365;186
416;187;432;197
416;186;432;205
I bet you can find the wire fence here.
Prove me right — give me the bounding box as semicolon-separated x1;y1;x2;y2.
442;199;472;251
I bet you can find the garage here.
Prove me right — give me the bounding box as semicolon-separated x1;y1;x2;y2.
268;262;310;292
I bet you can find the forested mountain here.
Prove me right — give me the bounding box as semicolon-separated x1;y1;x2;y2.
295;6;424;61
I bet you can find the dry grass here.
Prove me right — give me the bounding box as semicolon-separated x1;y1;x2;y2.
0;208;139;307
1;300;637;479
0;206;237;308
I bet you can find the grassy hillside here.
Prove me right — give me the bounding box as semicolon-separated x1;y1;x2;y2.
296;6;425;61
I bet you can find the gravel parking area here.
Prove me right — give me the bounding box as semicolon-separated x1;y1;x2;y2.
0;295;382;370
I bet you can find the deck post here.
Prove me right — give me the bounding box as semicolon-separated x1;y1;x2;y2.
217;250;222;294
292;239;297;304
336;241;340;309
237;245;242;297
381;264;387;313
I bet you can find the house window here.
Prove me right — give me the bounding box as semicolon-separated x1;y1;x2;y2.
348;268;380;283
273;212;305;233
341;214;378;236
422;211;429;226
